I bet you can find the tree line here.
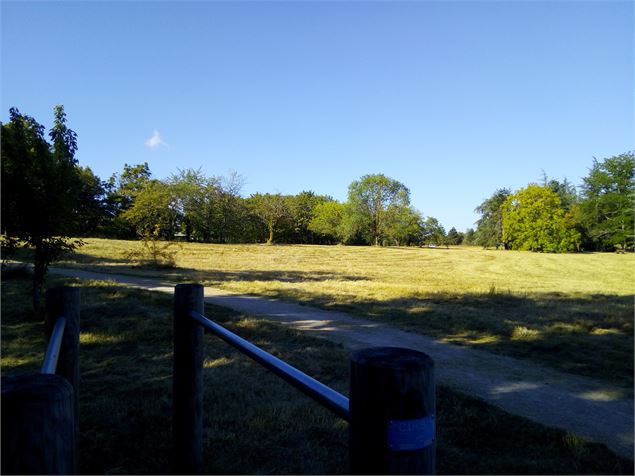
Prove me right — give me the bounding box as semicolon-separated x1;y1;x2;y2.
470;155;634;252
2;107;633;306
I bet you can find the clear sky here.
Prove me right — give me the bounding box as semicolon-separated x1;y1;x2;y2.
2;0;633;231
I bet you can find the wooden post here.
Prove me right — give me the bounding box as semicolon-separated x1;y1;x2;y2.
349;346;435;475
173;283;204;474
1;373;76;475
45;285;80;470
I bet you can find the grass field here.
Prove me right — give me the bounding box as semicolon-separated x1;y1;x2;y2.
1;272;632;474
49;238;635;390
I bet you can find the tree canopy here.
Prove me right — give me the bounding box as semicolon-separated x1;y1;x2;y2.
1;106;84;309
502;184;581;253
347;174;412;245
578;152;634;251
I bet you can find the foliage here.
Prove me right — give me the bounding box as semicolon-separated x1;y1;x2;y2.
474;188;511;249
75;166;109;235
308;200;346;244
384;205;423;246
347;174;411;245
247;193;291;244
502;184;581;252
446;227;464;245
420;216;447;246
121;180;180;238
578;152;634;251
286;191;330;244
462;228;476;245
0;106;85;309
541;171;578;211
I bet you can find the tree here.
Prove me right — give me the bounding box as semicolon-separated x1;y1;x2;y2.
502;184;581;252
545;177;578;211
121;180;180;239
420;217;446;246
102;162;153;238
347;174;411;245
474;188;511;249
309;200;346;244
446;227;464;245
168;168;210;241
384;205;423;246
579;152;634;251
287;191;329;244
463;228;476;245
75;166;109;236
1;106;83;310
217;171;246;243
248;193;291;244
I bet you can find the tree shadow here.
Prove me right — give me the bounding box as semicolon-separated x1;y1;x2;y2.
227;287;634;391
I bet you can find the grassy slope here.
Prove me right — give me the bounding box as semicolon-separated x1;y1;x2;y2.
1;272;632;474
50;238;634;389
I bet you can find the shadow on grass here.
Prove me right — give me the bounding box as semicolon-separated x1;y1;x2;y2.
1;274;633;474
219;287;634;390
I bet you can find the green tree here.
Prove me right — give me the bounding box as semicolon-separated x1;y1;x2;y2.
248;193;291;244
308;200;346;244
474;188;511;249
102;162;153;238
463;228;476;245
420;216;446;246
541;173;578;211
1;106;83;310
288;191;329;244
385;205;423;246
446;227;464;245
121;180;180;239
502;184;581;252
579;152;634;251
75;166;109;235
347;174;411;245
168;168;211;241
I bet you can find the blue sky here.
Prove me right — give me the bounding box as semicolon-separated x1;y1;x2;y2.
2;1;633;231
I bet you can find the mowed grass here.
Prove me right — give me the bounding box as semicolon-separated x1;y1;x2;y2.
1;273;632;474
52;238;635;389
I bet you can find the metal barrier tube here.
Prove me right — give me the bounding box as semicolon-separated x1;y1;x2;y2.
41;317;67;374
190;310;350;421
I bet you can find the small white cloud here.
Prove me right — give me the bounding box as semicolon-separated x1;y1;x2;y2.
145;130;167;149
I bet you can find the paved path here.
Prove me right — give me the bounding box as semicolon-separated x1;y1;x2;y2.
48;266;634;459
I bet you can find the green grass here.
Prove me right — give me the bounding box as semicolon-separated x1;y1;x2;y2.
39;238;635;389
1;273;633;474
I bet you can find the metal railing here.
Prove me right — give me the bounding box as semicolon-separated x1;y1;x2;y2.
173;284;436;475
190;310;350;420
41;316;67;374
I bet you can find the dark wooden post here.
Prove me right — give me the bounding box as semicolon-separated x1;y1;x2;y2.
173;283;204;474
45;285;80;471
1;374;76;475
349;346;435;475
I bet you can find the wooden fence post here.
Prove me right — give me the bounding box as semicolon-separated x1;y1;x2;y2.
1;373;76;475
45;285;80;472
349;346;435;475
173;283;204;474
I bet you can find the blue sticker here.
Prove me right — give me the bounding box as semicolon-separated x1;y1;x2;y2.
387;415;435;451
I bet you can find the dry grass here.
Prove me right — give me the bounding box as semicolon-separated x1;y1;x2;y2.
44;239;635;388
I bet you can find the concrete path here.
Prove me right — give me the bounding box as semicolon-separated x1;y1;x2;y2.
48;266;634;459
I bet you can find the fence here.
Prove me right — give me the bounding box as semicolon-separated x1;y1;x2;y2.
1;287;80;475
173;283;436;475
1;284;436;475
